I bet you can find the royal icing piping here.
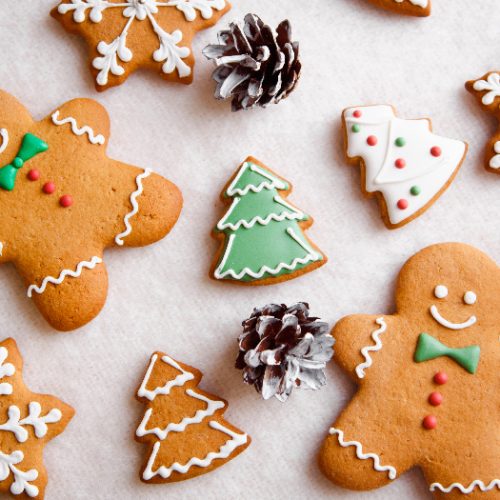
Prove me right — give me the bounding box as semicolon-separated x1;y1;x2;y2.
0;450;38;497
0;347;15;396
0;129;8;155
226;162;287;197
137;354;194;402
51;110;105;145
429;305;476;330
473;73;500;106
355;317;387;379
136;389;225;440
0;403;62;443
329;428;397;480
142;420;248;480
27;256;103;298
490;141;500;169
430;479;500;494
393;0;428;7
114;168;152;246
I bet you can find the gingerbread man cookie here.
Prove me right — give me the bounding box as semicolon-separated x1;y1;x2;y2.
0;90;182;331
367;0;431;16
0;338;74;498
319;243;499;498
466;72;500;175
52;0;231;90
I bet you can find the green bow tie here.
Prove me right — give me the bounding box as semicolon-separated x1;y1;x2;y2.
0;133;48;191
414;333;480;374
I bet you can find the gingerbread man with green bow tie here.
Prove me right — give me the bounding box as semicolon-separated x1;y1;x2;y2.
319;243;500;498
0;90;182;331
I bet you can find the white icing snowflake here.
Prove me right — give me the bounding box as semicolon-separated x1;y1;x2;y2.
473;73;500;106
57;0;227;86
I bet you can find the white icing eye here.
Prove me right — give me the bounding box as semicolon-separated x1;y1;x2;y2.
464;291;477;305
434;285;448;299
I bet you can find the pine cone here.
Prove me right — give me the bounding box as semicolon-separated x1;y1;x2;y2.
203;14;301;111
236;303;334;402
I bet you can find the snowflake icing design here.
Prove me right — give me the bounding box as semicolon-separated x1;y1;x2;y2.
57;0;227;86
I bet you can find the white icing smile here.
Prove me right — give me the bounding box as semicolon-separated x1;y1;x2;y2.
429;305;476;330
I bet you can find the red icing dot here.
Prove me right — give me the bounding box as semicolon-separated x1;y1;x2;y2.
433;372;448;385
422;415;437;430
27;169;40;181
395;158;406;169
59;195;73;208
397;199;408;210
353;110;362;118
428;392;443;406
42;182;56;195
367;135;377;146
430;146;442;157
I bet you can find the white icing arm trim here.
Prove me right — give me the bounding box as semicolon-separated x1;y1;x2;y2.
142;420;248;480
473;73;500;106
51;110;105;145
159;0;226;21
355;317;387;379
0;450;38;497
27;256;103;298
0;347;15;396
329;428;397;480
0;129;8;155
430;479;500;494
114;168;152;246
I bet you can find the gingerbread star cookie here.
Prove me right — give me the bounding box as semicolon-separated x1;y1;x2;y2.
367;0;431;16
51;0;232;90
0;90;182;331
466;71;500;175
319;243;500;498
0;338;74;498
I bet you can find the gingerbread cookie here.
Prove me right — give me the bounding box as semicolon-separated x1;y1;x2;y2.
135;352;250;483
367;0;431;16
0;338;74;498
319;243;500;498
0;90;182;331
342;105;467;229
52;0;231;90
466;71;500;175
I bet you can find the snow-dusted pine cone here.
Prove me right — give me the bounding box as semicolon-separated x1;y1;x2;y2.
203;13;301;111
235;303;334;402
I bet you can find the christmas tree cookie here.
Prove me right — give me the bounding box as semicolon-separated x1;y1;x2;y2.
343;105;467;229
135;352;250;483
51;0;231;91
0;90;182;331
367;0;431;16
0;338;74;498
211;157;326;285
466;71;500;174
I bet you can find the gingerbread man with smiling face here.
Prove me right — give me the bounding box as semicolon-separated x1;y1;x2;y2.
0;90;182;331
319;243;500;498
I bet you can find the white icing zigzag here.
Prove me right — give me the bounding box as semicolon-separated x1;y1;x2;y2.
0;129;8;154
142;420;248;480
430;479;500;494
355;317;387;379
51;110;105;145
329;428;397;480
114;168;152;246
27;256;103;298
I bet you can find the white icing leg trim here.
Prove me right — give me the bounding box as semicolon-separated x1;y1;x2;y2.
430;479;500;494
27;256;103;298
114;168;152;246
142;420;248;481
0;347;15;396
355;317;387;379
329;427;397;480
137;354;194;402
51;110;105;145
0;129;8;154
0;450;38;497
489;141;500;169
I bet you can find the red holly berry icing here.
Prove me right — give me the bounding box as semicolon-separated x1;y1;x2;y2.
43;182;56;194
422;415;437;430
430;146;442;157
428;392;443;406
397;199;408;210
395;158;406;169
353;110;362;118
433;371;448;385
27;169;40;181
59;195;73;208
367;136;377;146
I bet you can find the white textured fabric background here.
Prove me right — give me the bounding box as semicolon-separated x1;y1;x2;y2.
0;1;499;499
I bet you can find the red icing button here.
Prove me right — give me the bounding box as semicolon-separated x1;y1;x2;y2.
433;372;448;385
59;195;73;208
395;158;406;169
27;169;40;181
353;110;362;118
422;415;437;430
428;392;443;406
430;146;442;157
397;199;408;210
367;135;377;146
42;182;55;195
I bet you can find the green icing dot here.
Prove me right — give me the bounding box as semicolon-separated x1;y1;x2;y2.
410;185;421;196
351;124;360;133
395;137;406;147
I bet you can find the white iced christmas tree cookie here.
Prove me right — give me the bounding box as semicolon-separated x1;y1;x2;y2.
343;105;467;228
